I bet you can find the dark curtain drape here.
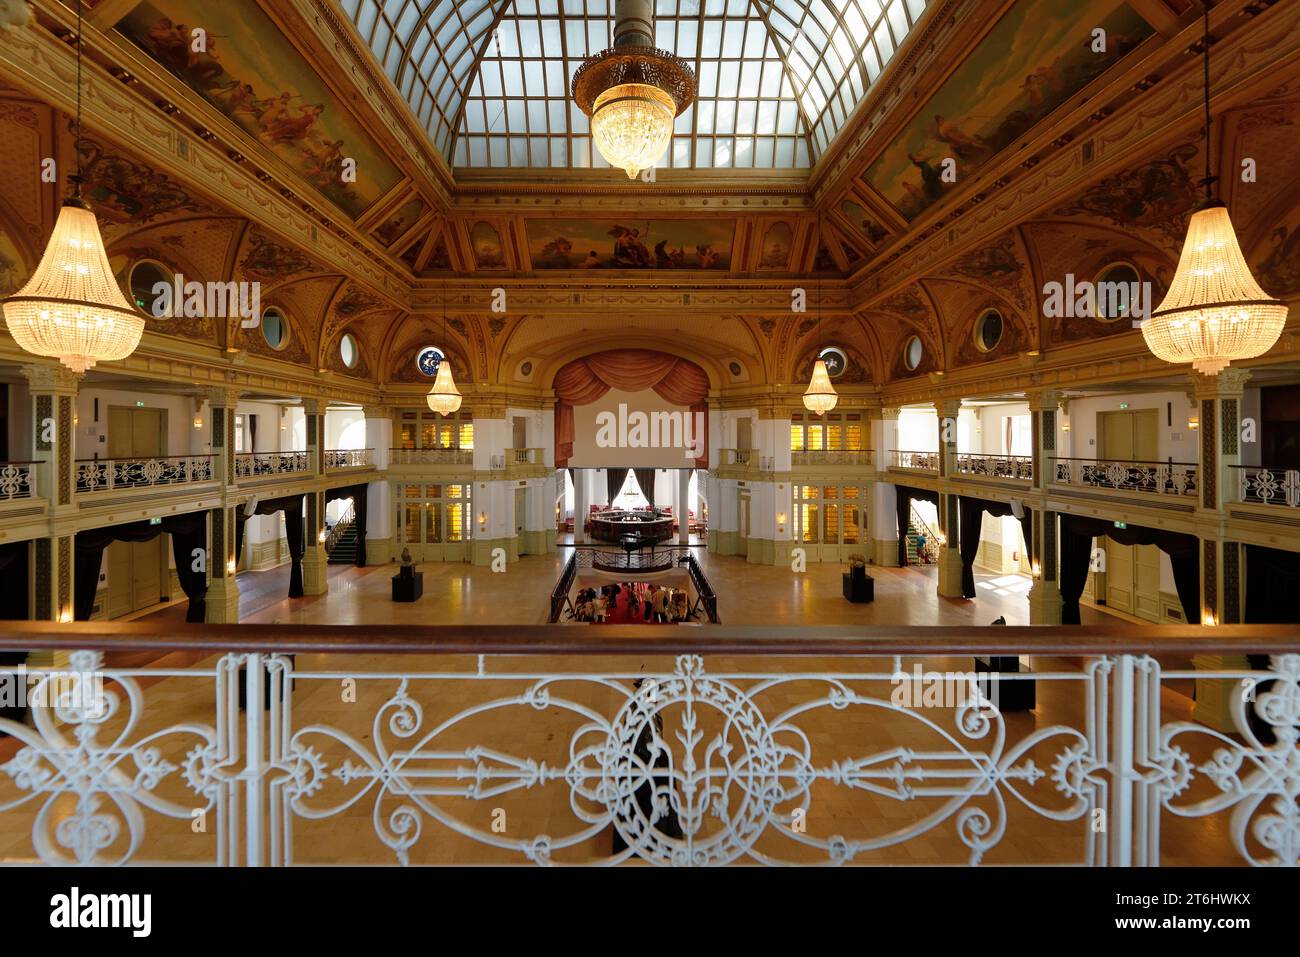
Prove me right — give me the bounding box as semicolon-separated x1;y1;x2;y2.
326;485;368;567
958;497;1033;598
248;414;257;454
237;495;306;597
0;541;29;732
606;468;626;507
895;485;939;567
1058;515;1200;625
633;468;656;510
1242;545;1300;744
74;513;208;622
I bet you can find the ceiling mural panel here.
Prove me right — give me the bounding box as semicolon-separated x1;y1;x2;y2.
117;0;402;218
526;217;734;270
863;0;1152;221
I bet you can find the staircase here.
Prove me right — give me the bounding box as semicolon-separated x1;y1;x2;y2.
906;504;939;566
327;523;358;564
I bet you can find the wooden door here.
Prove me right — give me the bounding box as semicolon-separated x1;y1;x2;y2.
1099;408;1162;622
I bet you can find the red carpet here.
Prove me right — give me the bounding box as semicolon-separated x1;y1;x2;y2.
590;587;676;625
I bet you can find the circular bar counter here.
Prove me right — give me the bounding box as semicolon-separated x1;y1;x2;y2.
589;508;674;545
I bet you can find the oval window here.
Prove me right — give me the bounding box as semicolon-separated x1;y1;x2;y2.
340;333;358;369
819;346;848;379
128;260;174;318
1094;263;1142;322
903;335;923;371
974;309;1003;352
261;307;288;350
417;346;444;378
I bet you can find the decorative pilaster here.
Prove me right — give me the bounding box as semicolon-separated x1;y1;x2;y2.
207;388;240;486
303;399;325;475
302;490;328;595
935;399;963;597
1026;392;1062;624
1027;390;1060;493
868;407;900;566
205;506;240;623
363;406;394;562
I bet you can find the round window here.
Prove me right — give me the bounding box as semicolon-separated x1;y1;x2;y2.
903;335;924;371
417;346;444;378
974;309;1003;352
128;260;174;318
261;307;288;350
819;346;848;378
340;333;358;369
1094;263;1142;321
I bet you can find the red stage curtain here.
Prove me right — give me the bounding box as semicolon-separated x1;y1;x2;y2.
554;349;709;468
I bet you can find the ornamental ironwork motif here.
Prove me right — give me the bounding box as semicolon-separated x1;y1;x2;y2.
1236;467;1300;508
1052;458;1198;497
955;454;1033;481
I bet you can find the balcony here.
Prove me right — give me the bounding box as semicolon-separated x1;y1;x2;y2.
0;461;36;502
234;451;310;480
507;447;544;465
1232;465;1300;510
889;450;939;473
1051;457;1198;499
791;449;872;467
389;447;473;467
323;448;374;472
0;622;1289;866
75;454;216;494
955;454;1033;483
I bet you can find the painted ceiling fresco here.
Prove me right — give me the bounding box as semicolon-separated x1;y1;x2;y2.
116;0;402;218
527;219;735;271
865;0;1154;221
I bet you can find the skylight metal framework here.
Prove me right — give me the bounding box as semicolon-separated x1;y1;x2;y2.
340;0;930;171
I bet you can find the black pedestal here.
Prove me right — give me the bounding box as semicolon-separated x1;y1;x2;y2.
392;570;423;602
842;570;875;603
975;656;1036;711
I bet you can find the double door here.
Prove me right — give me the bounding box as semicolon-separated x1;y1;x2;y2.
1098;408;1162;622
104;406;168;617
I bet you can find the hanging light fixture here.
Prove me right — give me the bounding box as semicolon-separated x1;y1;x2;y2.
1;0;144;374
572;0;696;179
1142;0;1288;375
426;284;462;416
803;222;838;415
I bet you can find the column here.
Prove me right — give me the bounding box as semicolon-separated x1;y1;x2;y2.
678;468;690;544
1027;390;1062;624
935;399;964;598
205;388;240;622
868;407;900;566
22;364;79;645
302;489;328;595
303;398;325;476
363;406;394;563
1190;369;1251;732
574;468;587;544
470;410;512;566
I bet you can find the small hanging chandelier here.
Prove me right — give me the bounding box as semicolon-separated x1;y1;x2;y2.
803;230;838;415
426;286;461;415
572;0;696;179
1;0;144;374
1143;0;1288;375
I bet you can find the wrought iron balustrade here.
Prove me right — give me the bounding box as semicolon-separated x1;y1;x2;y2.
0;462;36;501
323;448;373;471
233;451;310;479
890;450;939;472
389;447;473;466
75;454;216;493
508;448;542;465
720;449;757;467
955;454;1033;481
791;449;872;466
0;624;1292;867
1051;457;1198;497
1233;465;1300;508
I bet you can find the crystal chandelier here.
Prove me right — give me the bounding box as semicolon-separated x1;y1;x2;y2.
426;286;461;415
573;0;695;179
0;0;144;374
1143;1;1287;375
803;244;838;415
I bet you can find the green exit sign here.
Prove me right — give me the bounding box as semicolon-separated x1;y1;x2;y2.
136;401;145;407
1118;403;1129;410
1114;521;1127;529
149;517;162;525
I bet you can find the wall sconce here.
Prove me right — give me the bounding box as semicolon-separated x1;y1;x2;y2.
318;529;328;544
1188;415;1200;431
226;559;237;575
1061;419;1071;434
777;512;786;534
1203;610;1217;627
193;416;203;430
478;511;488;529
935;532;948;547
1031;562;1042;579
58;608;72;624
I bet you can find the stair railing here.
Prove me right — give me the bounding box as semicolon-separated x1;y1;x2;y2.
908;504;940;565
324;501;356;555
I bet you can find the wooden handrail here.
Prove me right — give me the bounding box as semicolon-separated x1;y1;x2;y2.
75;453;216;462
0;622;1293;655
1052;456;1197;466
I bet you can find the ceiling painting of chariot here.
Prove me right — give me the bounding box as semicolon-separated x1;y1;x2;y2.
528;218;735;270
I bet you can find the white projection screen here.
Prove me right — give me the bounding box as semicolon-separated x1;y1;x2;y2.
568;388;704;468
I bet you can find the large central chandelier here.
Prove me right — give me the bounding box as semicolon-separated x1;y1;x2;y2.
1143;1;1288;375
572;0;696;179
426;286;462;416
803;256;838;415
1;0;144;374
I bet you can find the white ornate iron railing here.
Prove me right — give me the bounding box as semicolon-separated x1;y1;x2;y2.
323;448;373;471
75;454;216;493
1;625;1290;867
955;454;1033;481
720;449;757;467
890;450;939;472
1233;465;1300;508
0;462;36;501
791;450;872;466
1051;457;1198;497
389;448;473;466
508;448;542;465
234;451;310;479
324;501;356;554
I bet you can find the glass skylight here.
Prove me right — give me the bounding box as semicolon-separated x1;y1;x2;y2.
340;0;930;170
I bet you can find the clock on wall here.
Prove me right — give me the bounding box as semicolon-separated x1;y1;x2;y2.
417;346;444;378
